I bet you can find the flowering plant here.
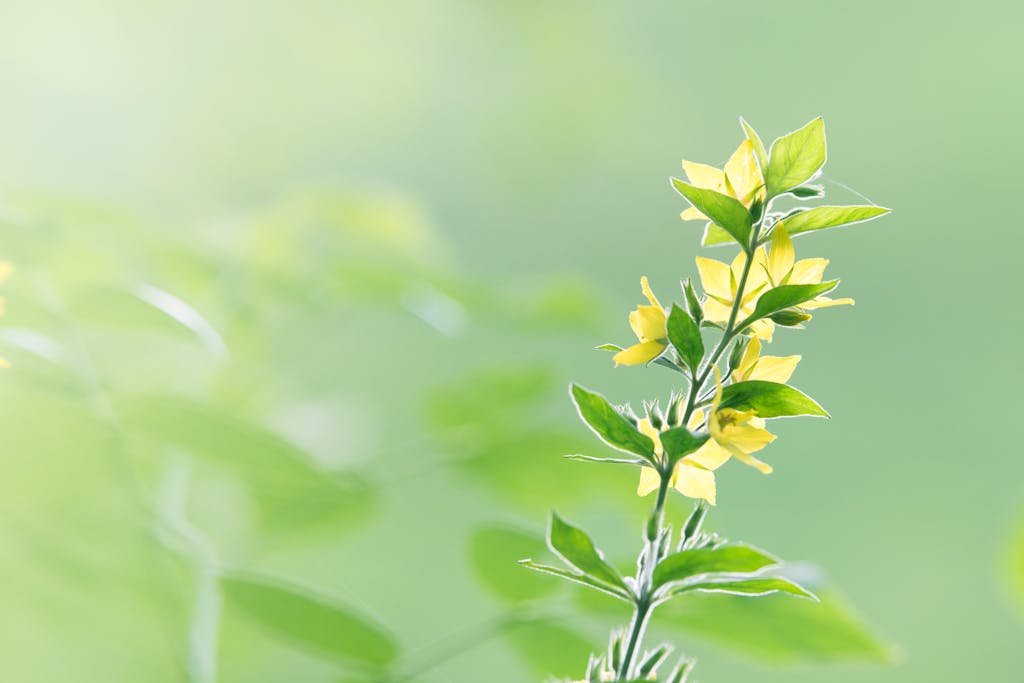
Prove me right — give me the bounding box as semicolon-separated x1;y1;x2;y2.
521;117;890;682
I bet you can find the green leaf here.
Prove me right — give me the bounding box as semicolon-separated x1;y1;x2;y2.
595;343;623;352
564;454;647;466
518;560;632;601
652;544;778;591
666;576;817;601
570;384;655;462
671;179;752;246
748;281;839;321
120;396;374;533
469;525;559;602
720;381;829;418
548;512;628;591
666;304;703;370
701;222;735;247
661;588;893;664
659;427;709;467
220;573;398;667
782;205;891;236
765;117;826;197
503;617;596;679
739;117;768;170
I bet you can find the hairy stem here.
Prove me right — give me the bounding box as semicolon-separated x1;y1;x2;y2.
616;218;765;680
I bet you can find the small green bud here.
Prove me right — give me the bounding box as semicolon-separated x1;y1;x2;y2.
667;657;696;683
790;184;824;198
727;337;747;374
770;308;813;326
681;278;703;324
644;400;664;430
681;501;707;546
748;195;765;222
665;392;682;427
638;644;672;677
609;630;624;673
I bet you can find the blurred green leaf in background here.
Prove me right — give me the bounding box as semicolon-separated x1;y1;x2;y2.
0;1;1020;682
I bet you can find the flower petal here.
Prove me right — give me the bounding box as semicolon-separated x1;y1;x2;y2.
802;296;854;310
768;225;795;285
790;258;829;285
637;466;661;496
747;354;801;383
629;305;667;341
613;340;667;366
696;257;732;300
675;462;717;505
684;439;731;471
680;206;708;221
681;160;726;191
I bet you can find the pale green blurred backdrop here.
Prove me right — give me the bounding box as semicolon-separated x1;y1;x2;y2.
0;1;1021;682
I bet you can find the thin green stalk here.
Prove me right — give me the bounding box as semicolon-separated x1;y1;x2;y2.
617;217;766;679
617;472;670;678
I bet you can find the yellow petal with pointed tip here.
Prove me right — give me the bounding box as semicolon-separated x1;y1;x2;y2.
680;206;708;221
733;336;762;381
749;318;775;342
729;447;774;474
802;296;854;310
790;258;829;285
747;354;801;383
629;305;667;341
681;160;726;191
768;224;795;285
637;466;661;496
613;340;667;366
696;257;731;300
675;462;717;505
685;439;731;471
723;139;763;205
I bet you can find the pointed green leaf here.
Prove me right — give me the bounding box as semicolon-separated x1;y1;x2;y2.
652;544;778;591
749;281;839;320
667;304;703;370
548;512;627;591
765;117;826;197
595;343;624;352
518;560;632;601
659;427;709;468
564;454;647;466
671;179;752;246
739;117;768;170
503;617;596;679
661;589;893;663
666;576;817;601
221;574;398;667
719;380;829;418
570;384;655;462
782;205;891;236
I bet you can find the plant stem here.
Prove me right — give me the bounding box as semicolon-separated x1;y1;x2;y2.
617;219;766;680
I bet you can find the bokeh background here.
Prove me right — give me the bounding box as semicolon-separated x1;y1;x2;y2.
0;1;1021;681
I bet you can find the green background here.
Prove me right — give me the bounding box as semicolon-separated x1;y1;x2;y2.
0;1;1021;681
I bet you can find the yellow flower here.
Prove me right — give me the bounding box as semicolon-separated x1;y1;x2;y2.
613;276;668;366
766;224;854;310
731;337;800;384
680;139;766;221
695;249;775;341
707;368;776;474
636;417;720;505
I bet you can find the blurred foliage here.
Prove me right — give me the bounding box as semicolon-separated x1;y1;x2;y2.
0;1;1021;681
